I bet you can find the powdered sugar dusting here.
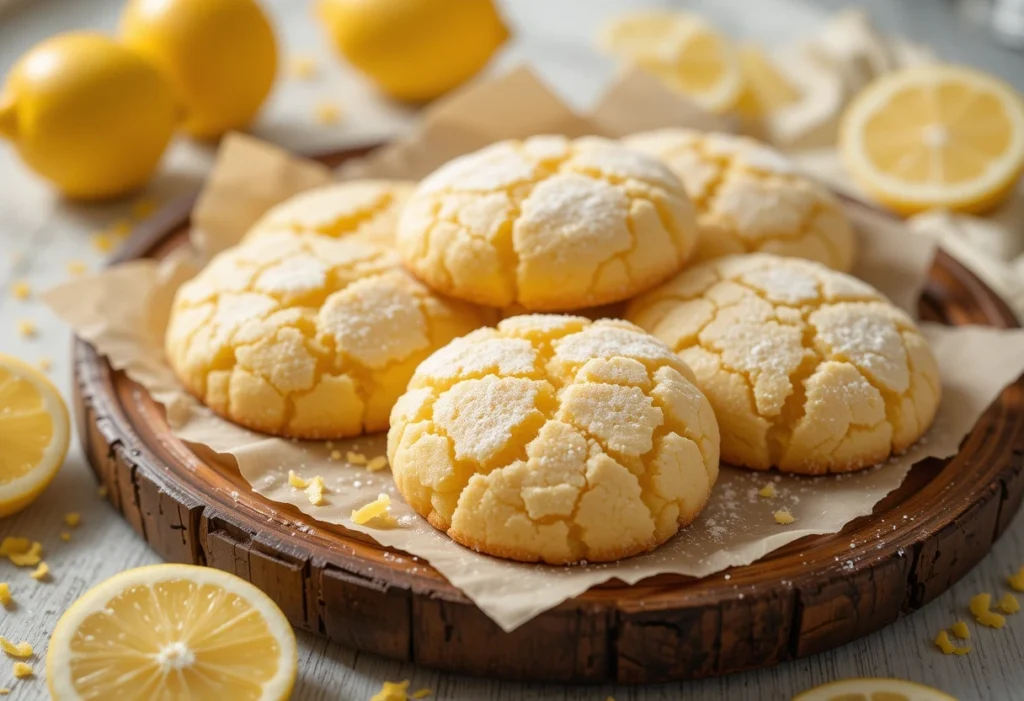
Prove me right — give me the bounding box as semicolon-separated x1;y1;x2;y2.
415;333;538;381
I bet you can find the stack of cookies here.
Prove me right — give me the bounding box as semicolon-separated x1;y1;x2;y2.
165;130;941;565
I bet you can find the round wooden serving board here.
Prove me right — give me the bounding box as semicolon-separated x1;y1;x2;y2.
74;147;1024;684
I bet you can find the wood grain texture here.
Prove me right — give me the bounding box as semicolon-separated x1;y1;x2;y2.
69;149;1024;684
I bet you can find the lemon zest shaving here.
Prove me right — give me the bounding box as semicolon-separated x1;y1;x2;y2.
352;494;395;527
64;512;81;527
1009;566;1024;592
951;620;970;639
969;593;1006;629
0;584;10;607
16;320;36;338
758;484;775;498
11;281;30;301
8;542;42;567
347;451;368;465
11;662;32;678
0;638;32;658
29;562;49;581
934;629;969;655
998;593;1019;614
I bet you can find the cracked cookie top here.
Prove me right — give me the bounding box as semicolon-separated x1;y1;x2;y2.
386;315;720;564
624;129;856;271
395;135;699;311
626;254;940;474
165;232;489;440
245;180;415;248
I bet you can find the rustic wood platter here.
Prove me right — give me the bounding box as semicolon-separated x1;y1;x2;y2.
73;147;1024;684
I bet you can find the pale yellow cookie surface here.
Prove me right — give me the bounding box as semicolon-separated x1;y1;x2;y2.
166;233;488;439
245;180;415;247
386;315;720;564
624;129;856;271
626;254;940;474
396;135;699;311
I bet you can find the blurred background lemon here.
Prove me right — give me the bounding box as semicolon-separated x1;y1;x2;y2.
0;32;177;200
120;0;278;139
317;0;508;102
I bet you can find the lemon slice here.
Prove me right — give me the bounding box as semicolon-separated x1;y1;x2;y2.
839;65;1024;215
47;564;297;701
793;678;957;701
599;11;744;113
0;353;69;517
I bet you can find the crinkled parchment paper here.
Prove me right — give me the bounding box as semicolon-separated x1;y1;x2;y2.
46;68;1024;632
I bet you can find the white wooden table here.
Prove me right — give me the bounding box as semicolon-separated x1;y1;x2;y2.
1;1;1023;699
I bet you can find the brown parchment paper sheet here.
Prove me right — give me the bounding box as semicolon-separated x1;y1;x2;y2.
46;68;1024;632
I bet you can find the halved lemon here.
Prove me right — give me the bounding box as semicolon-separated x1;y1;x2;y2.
839;64;1024;215
599;11;744;114
734;44;800;121
0;353;69;517
47;564;297;701
793;677;957;701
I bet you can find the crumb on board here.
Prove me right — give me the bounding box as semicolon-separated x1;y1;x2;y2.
951;620;970;639
366;456;389;472
64;512;81;528
60;532;71;542
12;662;32;679
347;451;367;465
29;562;49;581
758;484;776;498
289;55;318;79
66;260;88;276
305;476;327;506
0;687;9;694
969;593;1006;629
97;485;108;498
314;100;342;125
1010;566;1024;592
37;358;52;372
5;541;42;567
11;281;30;301
0;583;10;607
330;449;342;461
16;320;36;338
0;638;32;658
998;593;1019;614
774;509;795;525
352;494;395;527
934;629;970;655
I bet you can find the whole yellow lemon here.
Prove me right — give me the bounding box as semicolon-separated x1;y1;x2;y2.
0;33;177;200
120;0;278;139
318;0;508;102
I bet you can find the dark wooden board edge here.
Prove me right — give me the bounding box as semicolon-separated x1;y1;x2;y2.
71;147;1024;684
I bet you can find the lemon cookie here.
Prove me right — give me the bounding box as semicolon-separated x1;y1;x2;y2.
624;129;856;270
396;135;699;311
627;254;940;474
386;315;720;564
245;180;415;247
165;232;487;439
